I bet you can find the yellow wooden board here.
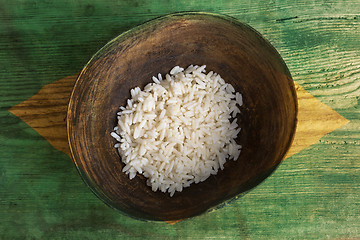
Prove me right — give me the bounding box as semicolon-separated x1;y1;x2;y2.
9;75;349;163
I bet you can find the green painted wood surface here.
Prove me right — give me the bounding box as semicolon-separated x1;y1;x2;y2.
0;0;359;239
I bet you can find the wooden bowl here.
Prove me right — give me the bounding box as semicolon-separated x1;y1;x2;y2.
67;12;297;221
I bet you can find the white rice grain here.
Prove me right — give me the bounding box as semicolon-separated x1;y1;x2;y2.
111;65;243;196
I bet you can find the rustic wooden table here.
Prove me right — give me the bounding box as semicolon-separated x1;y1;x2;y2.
1;0;359;239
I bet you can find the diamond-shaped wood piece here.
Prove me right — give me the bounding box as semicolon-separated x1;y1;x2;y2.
8;74;349;225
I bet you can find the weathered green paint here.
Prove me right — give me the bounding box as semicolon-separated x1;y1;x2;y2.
0;0;359;239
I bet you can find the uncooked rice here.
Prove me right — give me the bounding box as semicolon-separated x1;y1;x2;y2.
111;65;243;197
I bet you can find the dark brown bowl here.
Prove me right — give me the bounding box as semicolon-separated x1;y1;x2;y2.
67;12;297;221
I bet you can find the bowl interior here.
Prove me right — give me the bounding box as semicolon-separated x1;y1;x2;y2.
67;12;297;221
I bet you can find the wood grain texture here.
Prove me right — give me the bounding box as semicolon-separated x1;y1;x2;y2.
285;82;349;158
9;75;76;155
1;0;359;239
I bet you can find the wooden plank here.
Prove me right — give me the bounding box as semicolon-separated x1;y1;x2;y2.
1;0;359;239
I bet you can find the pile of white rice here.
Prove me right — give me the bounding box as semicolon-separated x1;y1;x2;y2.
111;65;243;197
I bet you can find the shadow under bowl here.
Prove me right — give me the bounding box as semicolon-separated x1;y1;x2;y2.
67;12;297;221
